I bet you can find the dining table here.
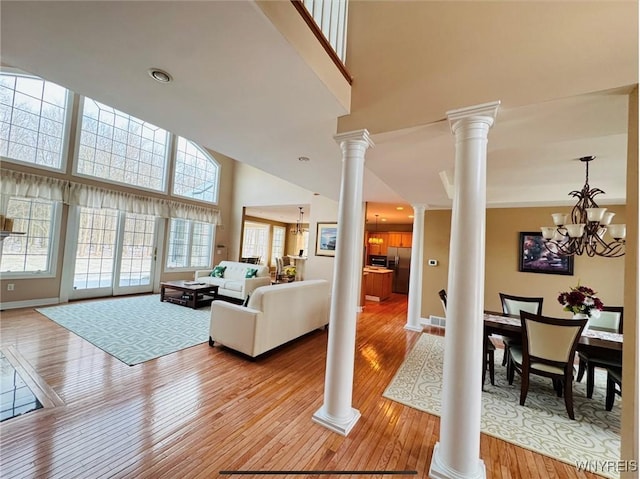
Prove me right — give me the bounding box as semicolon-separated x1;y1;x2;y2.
483;311;623;364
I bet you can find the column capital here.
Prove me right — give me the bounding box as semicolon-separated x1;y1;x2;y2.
411;203;428;212
334;129;375;149
447;101;500;134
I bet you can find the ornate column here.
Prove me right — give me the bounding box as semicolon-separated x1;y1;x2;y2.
313;129;374;435
429;101;499;479
406;204;427;332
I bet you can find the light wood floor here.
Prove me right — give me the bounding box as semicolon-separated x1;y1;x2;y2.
0;294;603;478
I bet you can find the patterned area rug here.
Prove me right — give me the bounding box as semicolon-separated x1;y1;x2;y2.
37;295;211;366
383;334;621;479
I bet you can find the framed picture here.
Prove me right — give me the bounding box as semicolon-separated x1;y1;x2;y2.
316;222;338;257
518;231;574;275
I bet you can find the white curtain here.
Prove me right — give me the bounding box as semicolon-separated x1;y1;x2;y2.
0;168;221;224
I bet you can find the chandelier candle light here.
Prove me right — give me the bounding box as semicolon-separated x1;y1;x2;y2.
291;207;306;236
540;156;626;258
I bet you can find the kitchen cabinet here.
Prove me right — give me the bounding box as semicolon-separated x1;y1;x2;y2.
363;267;392;301
387;232;413;248
367;232;388;256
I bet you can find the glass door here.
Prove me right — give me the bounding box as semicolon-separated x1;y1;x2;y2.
69;207;157;300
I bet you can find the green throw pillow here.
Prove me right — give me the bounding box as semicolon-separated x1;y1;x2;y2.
245;268;258;279
210;265;226;278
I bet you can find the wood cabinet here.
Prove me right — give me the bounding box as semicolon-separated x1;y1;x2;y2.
363;269;392;302
366;232;388;256
387;232;413;247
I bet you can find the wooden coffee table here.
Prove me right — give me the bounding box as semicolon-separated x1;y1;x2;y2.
160;280;219;309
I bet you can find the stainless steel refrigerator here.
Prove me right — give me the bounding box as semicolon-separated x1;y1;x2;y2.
387;247;411;294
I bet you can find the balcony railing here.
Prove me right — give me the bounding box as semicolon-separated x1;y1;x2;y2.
292;0;352;84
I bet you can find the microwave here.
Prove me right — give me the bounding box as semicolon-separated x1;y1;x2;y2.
369;255;387;267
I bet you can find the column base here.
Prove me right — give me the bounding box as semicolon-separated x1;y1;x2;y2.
429;442;486;479
312;406;361;436
404;324;423;332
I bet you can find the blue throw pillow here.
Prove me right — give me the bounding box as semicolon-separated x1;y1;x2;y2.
245;268;258;278
210;265;226;278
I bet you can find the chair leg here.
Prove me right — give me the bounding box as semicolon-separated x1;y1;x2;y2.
489;349;495;386
586;364;596;399
502;345;509;366
563;379;576;420
576;358;587;382
605;375;616;411
508;359;515;385
519;372;530;406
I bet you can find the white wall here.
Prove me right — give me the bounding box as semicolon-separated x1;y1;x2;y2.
231;162;339;286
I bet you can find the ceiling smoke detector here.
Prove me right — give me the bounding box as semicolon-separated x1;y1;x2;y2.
148;68;172;83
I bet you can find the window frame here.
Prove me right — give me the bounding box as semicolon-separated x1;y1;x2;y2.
171;136;221;206
0;196;61;279
164;217;215;272
72;96;171;195
0;68;74;174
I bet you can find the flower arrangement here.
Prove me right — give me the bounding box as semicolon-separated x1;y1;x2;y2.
557;282;604;317
283;266;296;278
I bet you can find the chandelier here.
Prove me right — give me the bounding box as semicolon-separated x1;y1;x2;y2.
541;156;626;258
290;207;307;236
368;214;383;245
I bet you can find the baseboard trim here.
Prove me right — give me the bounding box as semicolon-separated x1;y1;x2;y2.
0;297;60;310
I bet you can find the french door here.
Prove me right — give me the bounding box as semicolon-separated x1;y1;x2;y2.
67;207;159;300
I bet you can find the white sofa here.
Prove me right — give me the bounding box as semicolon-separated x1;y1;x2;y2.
195;260;271;301
209;279;330;357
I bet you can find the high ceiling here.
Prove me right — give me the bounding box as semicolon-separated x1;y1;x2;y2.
1;1;637;226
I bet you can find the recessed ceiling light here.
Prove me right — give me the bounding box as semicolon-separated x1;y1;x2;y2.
148;68;172;83
408;215;414;218
381;218;387;222
298;156;310;162
396;206;404;210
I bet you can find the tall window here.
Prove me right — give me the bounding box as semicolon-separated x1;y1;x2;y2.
76;98;169;191
270;226;286;267
173;136;220;204
0;197;58;275
0;73;70;169
166;218;213;269
242;222;269;264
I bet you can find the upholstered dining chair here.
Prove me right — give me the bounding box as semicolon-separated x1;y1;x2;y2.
576;306;623;399
439;288;495;387
507;311;587;420
499;293;544;369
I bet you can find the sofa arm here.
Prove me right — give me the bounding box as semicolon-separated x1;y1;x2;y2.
195;269;213;280
244;276;272;296
210;301;262;356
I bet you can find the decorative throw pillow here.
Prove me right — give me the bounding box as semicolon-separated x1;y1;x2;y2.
245;268;258;279
210;265;226;278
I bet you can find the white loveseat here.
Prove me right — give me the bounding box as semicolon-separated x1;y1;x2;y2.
209;279;330;357
195;260;271;301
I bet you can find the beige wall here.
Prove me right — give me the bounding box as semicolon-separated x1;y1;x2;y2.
421;206;626;319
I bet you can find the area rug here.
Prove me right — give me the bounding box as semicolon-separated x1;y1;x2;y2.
383;334;621;479
36;295;211;366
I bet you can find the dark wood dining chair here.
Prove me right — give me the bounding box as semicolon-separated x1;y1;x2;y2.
605;366;622;411
576;306;623;399
499;293;544;370
438;289;447;315
507;311;587;420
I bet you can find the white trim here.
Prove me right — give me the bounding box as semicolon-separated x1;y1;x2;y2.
0;297;60;310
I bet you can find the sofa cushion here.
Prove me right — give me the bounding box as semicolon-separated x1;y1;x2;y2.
223;280;244;293
211;265;226;278
245;267;258;278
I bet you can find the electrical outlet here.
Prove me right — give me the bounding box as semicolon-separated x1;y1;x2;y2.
7;283;15;291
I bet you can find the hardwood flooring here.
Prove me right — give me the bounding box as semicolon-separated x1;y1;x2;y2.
0;294;603;478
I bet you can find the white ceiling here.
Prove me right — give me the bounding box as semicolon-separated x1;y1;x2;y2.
1;1;636;226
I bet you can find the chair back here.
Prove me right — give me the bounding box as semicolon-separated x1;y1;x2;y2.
438;289;447;314
588;306;623;333
521;311;587;366
500;293;543;316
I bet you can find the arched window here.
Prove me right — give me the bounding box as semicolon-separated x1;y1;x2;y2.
172;136;220;204
0;72;70;170
76;98;169;191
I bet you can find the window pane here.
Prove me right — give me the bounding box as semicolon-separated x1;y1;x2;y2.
242;222;268;264
1;197;56;274
76;98;169;191
173;136;220;203
166;218;213;269
0;73;68;169
271;226;286;267
73;208;118;290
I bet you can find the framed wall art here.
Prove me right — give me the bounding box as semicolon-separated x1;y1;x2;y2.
316;222;337;257
518;231;574;275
